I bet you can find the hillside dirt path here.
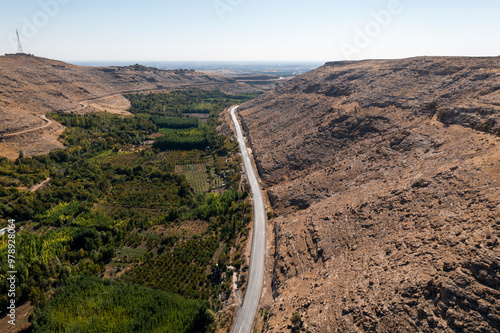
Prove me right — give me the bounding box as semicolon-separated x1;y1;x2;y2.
1;80;244;139
1;115;52;138
28;178;51;192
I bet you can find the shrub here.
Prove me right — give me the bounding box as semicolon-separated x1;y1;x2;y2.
291;312;302;327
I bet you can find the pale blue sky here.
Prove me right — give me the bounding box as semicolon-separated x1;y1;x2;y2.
0;0;499;62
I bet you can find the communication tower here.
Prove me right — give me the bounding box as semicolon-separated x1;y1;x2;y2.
16;30;24;54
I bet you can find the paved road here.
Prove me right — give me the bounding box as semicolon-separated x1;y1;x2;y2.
230;106;266;333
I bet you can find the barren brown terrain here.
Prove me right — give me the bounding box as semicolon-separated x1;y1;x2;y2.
238;57;500;332
0;54;256;159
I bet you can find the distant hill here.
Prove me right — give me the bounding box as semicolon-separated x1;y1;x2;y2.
239;56;500;332
0;54;256;159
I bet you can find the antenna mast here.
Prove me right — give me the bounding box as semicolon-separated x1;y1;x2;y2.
16;30;24;54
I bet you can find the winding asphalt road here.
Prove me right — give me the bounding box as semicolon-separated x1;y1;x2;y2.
230;106;266;333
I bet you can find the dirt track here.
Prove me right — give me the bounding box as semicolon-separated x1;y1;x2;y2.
0;54;257;159
1;115;52;138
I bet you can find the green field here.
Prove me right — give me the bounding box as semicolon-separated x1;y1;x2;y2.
159;127;191;135
174;159;225;193
117;246;147;259
210;168;224;189
0;90;257;332
175;163;210;193
31;276;212;333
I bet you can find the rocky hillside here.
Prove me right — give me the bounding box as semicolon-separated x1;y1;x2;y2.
0;54;256;159
238;57;500;332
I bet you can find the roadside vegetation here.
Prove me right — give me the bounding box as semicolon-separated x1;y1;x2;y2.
31;276;212;333
0;89;260;332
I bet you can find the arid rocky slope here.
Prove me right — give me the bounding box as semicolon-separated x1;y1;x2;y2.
0;54;255;159
238;57;500;332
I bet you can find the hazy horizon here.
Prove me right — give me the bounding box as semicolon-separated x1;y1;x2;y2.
1;1;498;62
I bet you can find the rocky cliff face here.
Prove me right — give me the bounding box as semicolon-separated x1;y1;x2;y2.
0;54;256;158
239;57;500;332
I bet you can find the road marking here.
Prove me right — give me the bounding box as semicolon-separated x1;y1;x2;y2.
230;106;266;333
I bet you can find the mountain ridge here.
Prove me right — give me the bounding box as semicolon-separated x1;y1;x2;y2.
238;56;500;332
0;54;257;159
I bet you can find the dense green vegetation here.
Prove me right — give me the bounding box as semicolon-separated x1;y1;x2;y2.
31;276;212;333
125;90;261;116
125;90;260;152
54;112;157;149
123;190;252;301
0;89;258;332
151;116;200;129
0;157;48;188
153;132;207;151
